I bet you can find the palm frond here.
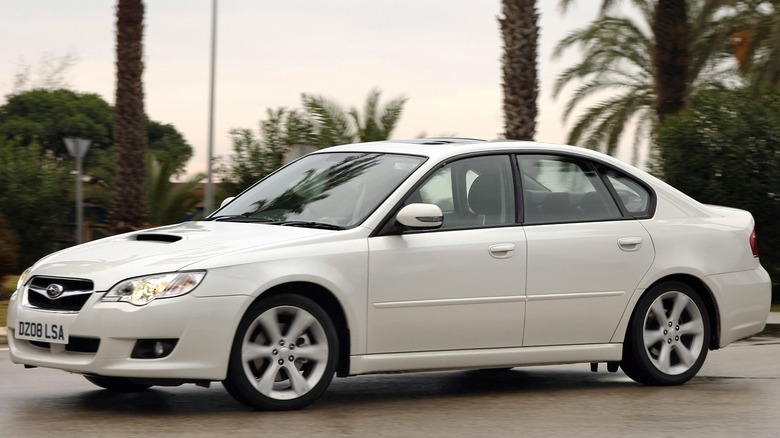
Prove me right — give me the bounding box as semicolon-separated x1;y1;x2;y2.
552;0;752;159
562;76;651;121
566;91;652;154
146;152;204;225
301;93;354;146
378;96;408;140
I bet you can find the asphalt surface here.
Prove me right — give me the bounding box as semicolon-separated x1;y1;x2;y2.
1;341;779;437
1;313;779;437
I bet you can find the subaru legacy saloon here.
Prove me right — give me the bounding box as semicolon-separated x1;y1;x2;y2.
8;138;770;410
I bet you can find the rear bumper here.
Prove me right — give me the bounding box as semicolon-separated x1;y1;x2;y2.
705;266;772;347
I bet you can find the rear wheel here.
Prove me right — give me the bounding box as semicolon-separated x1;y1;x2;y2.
223;294;338;410
84;375;152;392
621;281;710;385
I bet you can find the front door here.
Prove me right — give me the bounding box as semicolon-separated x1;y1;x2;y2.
366;155;527;354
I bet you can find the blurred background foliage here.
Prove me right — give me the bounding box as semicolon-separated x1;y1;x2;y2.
0;140;71;269
0;88;196;271
218;89;407;196
657;86;780;300
1;0;780;303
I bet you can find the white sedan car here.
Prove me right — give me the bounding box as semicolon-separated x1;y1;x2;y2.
7;139;770;410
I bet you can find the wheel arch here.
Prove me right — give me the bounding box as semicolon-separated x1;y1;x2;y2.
637;274;721;350
255;281;352;377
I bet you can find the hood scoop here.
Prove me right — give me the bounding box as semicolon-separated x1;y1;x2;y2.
134;233;183;243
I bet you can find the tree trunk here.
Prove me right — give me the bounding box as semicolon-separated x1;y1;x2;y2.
111;0;147;233
500;0;539;140
652;0;689;123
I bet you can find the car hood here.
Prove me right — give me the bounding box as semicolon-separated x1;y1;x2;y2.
29;221;332;290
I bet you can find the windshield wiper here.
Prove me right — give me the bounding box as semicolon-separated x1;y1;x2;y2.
276;221;346;230
207;216;344;230
207;215;277;223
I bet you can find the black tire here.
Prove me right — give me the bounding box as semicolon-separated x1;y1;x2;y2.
223;294;339;410
621;281;710;385
84;375;153;392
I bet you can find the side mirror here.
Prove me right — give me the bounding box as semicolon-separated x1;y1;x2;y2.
219;196;236;209
396;203;443;229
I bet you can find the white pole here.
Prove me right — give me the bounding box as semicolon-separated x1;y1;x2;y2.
64;138;91;244
75;154;84;244
205;0;218;215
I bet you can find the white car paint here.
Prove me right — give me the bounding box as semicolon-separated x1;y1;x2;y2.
368;226;527;353
6;139;771;409
523;220;654;346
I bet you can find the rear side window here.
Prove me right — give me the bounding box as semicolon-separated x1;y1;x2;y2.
602;168;652;216
518;155;622;224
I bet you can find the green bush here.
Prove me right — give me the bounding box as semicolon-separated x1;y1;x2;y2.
0;213;20;279
0;300;7;327
0;140;72;270
0;275;18;301
656;86;780;301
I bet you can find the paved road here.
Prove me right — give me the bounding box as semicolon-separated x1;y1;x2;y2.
1;335;779;438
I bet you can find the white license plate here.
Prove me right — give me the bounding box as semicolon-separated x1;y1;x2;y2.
16;320;69;344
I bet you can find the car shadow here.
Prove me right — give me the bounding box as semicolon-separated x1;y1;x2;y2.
29;366;638;415
319;367;636;408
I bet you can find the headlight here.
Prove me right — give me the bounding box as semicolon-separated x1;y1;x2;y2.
102;271;206;306
17;268;31;291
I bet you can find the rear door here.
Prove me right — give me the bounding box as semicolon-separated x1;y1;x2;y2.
517;154;655;346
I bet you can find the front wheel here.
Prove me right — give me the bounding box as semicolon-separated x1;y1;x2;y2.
223;294;339;410
621;281;710;386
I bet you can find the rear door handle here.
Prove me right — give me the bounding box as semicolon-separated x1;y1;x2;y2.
618;237;643;251
489;243;516;259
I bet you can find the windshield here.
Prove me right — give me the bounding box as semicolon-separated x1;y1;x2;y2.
212;152;425;228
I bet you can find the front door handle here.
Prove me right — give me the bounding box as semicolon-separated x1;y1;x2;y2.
618;237;643;251
489;243;516;259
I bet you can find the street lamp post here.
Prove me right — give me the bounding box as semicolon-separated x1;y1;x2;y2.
205;0;218;215
64;137;92;244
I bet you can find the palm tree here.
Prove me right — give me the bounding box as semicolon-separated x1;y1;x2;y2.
300;94;354;147
558;0;700;121
552;0;736;163
349;88;407;143
110;0;147;233
719;0;780;85
146;152;205;225
500;0;539;140
222;89;408;195
652;0;690;121
301;88;407;146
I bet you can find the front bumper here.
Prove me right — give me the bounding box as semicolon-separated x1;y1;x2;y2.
8;289;247;381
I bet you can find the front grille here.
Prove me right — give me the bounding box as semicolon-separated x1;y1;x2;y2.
27;276;94;311
29;336;101;353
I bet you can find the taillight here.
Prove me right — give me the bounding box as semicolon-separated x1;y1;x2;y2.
749;228;758;258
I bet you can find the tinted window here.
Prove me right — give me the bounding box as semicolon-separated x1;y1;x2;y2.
603;168;652;216
407;155;515;229
518;155;622;224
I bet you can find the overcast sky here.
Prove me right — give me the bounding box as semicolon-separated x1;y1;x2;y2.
0;1;606;175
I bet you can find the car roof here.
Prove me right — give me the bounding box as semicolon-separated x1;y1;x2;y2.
317;138;627;167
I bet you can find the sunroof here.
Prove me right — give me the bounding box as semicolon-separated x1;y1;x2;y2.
395;138;487;145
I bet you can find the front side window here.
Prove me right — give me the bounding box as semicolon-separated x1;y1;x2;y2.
406;155;515;230
518;155;622;224
215;152;425;228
